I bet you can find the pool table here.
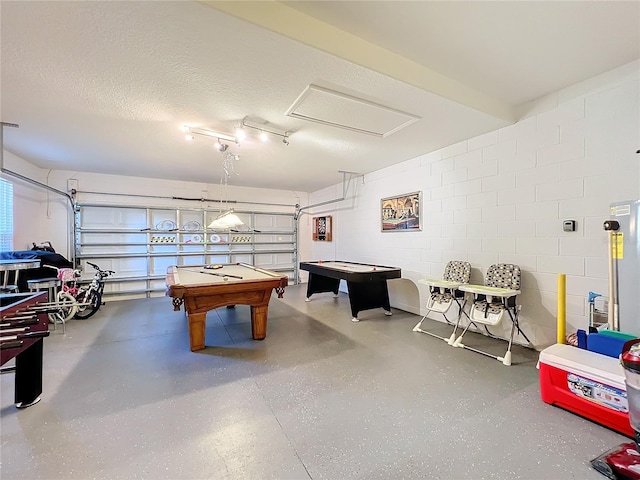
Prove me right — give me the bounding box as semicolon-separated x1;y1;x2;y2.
166;263;288;351
299;261;401;322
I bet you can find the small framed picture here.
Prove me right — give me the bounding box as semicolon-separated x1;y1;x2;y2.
312;216;332;241
381;192;422;232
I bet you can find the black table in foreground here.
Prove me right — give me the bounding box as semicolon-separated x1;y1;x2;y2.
300;261;402;322
1;291;50;408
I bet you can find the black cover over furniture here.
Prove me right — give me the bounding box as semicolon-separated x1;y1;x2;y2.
0;251;72;292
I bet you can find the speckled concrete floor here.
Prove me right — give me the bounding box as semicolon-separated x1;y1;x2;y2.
1;284;628;479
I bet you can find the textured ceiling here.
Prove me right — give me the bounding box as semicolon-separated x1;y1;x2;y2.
1;1;638;192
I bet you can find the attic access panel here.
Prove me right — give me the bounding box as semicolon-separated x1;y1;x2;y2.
286;84;420;137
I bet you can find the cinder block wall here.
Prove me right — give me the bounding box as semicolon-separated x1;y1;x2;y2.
309;60;640;350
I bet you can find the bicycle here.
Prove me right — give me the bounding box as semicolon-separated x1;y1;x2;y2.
51;267;80;325
72;262;115;319
45;262;115;324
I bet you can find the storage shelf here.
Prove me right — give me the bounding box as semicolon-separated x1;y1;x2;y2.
103;288;165;297
104;275;166;282
79;242;294;247
78;249;294;259
78;229;294;235
75;203;298;299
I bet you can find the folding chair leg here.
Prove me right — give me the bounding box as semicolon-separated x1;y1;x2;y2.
443;297;466;345
508;306;532;345
415;296;467;343
498;319;517;366
447;315;464;345
413;312;450;342
452;322;472;348
412;315;428;332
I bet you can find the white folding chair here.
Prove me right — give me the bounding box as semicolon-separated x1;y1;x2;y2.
453;263;530;366
413;260;471;343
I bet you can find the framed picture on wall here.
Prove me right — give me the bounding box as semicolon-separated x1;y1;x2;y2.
381;192;422;232
312;215;332;241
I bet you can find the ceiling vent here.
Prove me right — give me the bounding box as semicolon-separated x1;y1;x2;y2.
286;85;420;137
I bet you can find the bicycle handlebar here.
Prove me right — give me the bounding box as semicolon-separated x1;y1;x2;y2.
86;262;115;276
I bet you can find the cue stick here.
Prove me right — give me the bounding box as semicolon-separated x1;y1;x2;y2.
180;268;243;279
197;270;243;279
237;262;281;278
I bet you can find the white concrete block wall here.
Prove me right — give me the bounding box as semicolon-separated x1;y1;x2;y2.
309;60;640;350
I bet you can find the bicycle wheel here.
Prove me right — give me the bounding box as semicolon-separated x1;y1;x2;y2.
48;291;77;325
74;289;102;319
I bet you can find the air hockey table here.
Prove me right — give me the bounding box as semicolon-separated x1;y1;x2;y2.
299;260;401;322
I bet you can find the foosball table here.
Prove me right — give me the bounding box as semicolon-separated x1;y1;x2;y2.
1;291;51;408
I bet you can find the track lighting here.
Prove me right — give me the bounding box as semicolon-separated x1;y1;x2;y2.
235;127;246;142
181;120;291;147
215;139;229;152
182;125;238;144
240;117;291;146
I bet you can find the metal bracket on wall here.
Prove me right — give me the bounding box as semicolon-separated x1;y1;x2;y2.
293;170;363;283
0;122;19;170
296;170;363;219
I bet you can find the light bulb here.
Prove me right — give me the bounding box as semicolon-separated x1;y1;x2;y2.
259;131;269;142
235;127;246;142
185;134;194;141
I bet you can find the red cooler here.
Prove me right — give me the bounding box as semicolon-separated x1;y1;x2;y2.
538;343;632;437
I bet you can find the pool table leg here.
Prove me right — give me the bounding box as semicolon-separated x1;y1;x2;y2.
251;305;268;340
187;312;206;351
